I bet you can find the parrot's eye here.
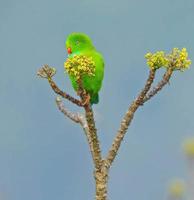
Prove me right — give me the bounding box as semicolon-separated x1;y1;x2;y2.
75;41;80;45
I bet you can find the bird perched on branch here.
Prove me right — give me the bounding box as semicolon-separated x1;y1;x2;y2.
65;32;104;105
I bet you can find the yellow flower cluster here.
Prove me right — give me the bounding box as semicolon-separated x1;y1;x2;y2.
168;48;191;71
183;138;194;158
145;51;169;70
64;55;95;80
145;48;191;71
168;180;185;198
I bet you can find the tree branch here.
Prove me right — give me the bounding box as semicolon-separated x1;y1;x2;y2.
143;68;173;103
37;65;83;107
38;65;102;170
55;96;81;123
105;69;156;168
77;79;102;171
84;104;102;170
55;96;101;168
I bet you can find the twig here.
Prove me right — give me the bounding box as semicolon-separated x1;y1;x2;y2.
38;64;102;170
37;65;83;107
55;96;100;167
48;77;83;107
55;96;81;123
143;68;173;103
105;69;156;168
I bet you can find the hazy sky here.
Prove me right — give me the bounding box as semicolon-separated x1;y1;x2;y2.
1;0;194;199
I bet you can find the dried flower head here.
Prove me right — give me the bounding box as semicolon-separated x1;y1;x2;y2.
37;64;56;78
64;55;95;80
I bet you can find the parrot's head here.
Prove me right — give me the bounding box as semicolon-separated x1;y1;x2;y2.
65;32;94;55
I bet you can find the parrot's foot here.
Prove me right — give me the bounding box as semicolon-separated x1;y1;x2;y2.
82;94;91;106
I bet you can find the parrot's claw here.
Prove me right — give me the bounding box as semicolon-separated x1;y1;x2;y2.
82;94;91;106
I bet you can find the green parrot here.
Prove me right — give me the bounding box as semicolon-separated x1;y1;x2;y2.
65;32;104;104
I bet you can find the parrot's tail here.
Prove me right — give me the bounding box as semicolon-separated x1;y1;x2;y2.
90;93;99;105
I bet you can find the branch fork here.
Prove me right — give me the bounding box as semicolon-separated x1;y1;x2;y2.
37;61;177;199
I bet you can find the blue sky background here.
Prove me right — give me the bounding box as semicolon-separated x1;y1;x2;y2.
0;0;194;199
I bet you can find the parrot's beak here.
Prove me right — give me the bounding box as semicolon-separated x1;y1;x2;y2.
67;47;72;54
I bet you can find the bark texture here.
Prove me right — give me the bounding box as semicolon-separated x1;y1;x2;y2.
94;161;109;200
